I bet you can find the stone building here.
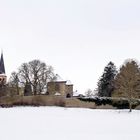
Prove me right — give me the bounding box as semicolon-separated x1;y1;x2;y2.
47;75;73;97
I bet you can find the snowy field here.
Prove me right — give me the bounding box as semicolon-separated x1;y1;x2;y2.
0;107;140;140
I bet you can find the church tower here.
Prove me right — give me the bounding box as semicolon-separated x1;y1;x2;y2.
0;52;6;85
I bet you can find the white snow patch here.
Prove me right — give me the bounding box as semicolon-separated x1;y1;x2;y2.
73;90;80;97
66;80;72;85
54;92;61;96
0;107;140;140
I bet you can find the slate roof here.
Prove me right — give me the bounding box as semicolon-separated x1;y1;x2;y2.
0;52;5;74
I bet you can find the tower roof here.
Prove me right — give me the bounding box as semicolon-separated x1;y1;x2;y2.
0;52;5;74
55;74;66;82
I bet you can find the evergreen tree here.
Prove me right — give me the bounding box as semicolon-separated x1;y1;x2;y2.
97;62;117;97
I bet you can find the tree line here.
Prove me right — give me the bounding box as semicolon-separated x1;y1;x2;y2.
8;59;56;96
1;58;140;111
96;59;140;112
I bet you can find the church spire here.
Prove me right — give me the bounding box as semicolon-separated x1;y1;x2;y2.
0;51;5;74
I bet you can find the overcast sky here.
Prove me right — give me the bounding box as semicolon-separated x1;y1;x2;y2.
0;0;140;93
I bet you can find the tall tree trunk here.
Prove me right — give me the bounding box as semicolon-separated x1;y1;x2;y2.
33;86;37;95
16;86;19;95
129;101;132;112
16;82;19;95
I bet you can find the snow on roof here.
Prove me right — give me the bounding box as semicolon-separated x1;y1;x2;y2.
66;80;73;85
54;75;73;85
55;74;66;82
73;90;80;97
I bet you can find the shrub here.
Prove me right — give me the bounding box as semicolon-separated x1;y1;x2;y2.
78;97;140;109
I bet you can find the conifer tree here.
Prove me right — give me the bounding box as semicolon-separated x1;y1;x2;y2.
97;62;117;97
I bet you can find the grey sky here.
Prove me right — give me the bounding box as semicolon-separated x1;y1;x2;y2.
0;0;140;93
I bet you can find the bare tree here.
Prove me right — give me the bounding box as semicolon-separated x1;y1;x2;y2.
18;59;56;95
8;71;20;95
38;65;56;94
85;89;94;98
114;60;140;112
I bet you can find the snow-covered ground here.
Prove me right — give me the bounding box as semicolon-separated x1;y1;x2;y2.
0;107;140;140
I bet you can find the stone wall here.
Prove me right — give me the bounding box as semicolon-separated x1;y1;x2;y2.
47;81;73;97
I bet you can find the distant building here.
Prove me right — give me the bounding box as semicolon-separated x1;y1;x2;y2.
0;52;6;85
47;75;73;97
